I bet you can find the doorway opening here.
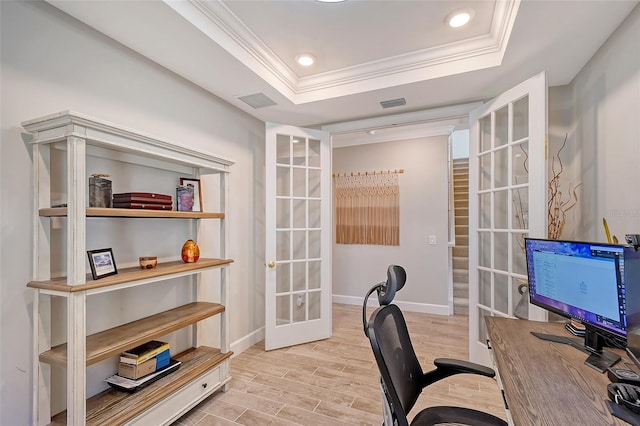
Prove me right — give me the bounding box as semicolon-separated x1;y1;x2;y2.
327;108;475;322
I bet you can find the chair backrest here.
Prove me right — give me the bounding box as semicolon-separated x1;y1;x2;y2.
377;264;407;305
363;265;407;338
367;303;424;426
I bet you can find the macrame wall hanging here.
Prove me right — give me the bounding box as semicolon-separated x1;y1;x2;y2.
334;169;402;246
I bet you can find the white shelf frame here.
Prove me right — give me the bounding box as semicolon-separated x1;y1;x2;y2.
24;111;234;426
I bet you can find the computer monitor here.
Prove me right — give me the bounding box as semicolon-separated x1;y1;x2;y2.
525;238;626;372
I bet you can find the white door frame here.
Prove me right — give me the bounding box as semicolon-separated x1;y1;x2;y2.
468;72;548;365
265;123;332;350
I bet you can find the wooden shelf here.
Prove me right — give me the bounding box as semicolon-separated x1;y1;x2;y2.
39;207;224;219
27;258;233;292
49;346;233;425
39;302;225;368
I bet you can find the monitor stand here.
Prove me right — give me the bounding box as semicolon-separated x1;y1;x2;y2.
583;329;622;372
584;351;621;373
531;330;621;373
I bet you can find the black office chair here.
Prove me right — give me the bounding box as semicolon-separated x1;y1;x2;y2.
363;265;508;426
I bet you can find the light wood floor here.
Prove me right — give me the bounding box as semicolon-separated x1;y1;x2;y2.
175;304;507;425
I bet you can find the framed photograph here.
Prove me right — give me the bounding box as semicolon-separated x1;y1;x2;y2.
176;185;194;212
87;248;118;280
180;177;203;212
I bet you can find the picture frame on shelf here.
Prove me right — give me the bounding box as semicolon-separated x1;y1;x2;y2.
176;185;194;212
180;177;203;212
87;248;118;280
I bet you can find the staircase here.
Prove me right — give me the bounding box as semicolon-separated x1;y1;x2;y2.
452;158;469;315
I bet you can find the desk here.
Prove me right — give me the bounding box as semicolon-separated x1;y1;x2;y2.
486;317;629;425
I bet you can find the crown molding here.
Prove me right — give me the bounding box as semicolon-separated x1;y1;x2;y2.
327;102;482;148
164;0;299;97
322;102;482;134
165;0;520;104
332;125;457;149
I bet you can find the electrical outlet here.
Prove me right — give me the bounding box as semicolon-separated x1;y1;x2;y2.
296;294;305;307
429;235;437;245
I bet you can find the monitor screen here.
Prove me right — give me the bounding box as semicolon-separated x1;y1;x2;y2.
525;238;626;342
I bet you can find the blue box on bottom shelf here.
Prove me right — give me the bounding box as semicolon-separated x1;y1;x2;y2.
155;349;171;370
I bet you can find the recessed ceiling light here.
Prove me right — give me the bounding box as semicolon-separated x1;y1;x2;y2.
295;54;316;67
447;9;474;28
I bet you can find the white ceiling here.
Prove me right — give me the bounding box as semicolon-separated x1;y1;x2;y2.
48;0;638;131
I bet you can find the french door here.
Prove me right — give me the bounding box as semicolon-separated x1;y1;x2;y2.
468;72;548;364
265;123;332;350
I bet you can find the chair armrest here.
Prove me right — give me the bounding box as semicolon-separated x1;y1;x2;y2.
433;358;496;378
422;358;496;387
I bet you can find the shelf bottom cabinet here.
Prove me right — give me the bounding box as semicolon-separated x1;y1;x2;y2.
49;346;232;426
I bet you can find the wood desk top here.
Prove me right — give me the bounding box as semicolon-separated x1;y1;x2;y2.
486;317;630;426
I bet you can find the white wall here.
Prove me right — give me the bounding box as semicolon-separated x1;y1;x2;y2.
567;4;640;241
0;2;265;424
452;129;470;159
332;136;450;314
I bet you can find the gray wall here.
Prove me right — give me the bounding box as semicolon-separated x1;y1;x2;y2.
1;2;265;424
568;4;640;241
332;136;450;313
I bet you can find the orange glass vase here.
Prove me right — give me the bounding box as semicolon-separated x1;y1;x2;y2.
181;239;200;263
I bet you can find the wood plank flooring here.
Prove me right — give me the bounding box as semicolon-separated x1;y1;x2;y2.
175;304;507;425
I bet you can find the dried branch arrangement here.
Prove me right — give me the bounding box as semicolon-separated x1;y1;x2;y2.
547;134;581;240
514;134;581;320
512;134;581;254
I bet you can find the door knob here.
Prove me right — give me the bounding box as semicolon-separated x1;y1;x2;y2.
268;261;276;269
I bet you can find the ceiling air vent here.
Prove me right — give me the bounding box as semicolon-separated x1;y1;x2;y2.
380;98;406;109
237;93;277;109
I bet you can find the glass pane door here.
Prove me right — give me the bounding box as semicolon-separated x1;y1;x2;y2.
275;133;323;325
266;123;331;350
469;72;547;364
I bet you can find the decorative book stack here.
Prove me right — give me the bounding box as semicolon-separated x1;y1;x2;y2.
118;340;171;380
113;192;173;210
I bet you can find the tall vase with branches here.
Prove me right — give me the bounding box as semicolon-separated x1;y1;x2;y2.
513;133;581;319
513;133;581;245
548;134;581;240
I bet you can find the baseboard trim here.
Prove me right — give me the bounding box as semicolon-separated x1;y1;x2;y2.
230;297;449;357
231;327;264;356
333;294;450;316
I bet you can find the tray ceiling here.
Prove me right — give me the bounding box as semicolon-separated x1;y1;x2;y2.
47;0;638;127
